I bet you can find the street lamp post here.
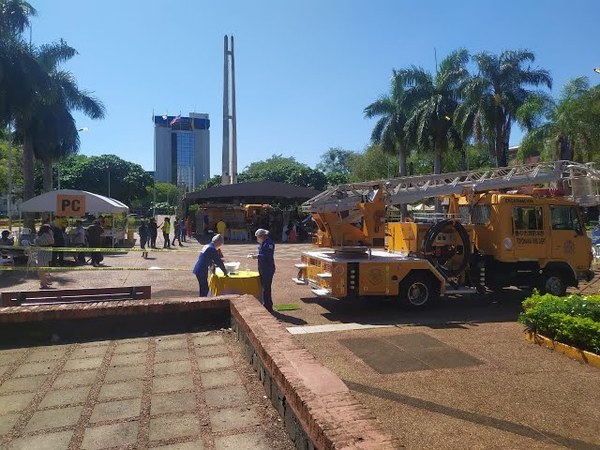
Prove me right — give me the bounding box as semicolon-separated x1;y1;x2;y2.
594;68;600;74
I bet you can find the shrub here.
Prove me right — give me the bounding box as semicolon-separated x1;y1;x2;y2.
519;292;600;354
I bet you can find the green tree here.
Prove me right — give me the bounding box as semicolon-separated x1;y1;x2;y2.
0;136;23;203
197;175;222;190
315;147;356;185
364;71;409;177
349;144;397;182
457;49;552;167
0;3;105;204
58;154;153;206
239;154;327;190
518;77;600;163
400;49;469;175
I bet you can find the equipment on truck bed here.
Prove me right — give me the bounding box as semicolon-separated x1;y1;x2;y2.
293;160;600;306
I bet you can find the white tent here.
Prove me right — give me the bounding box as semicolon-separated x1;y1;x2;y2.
19;189;128;215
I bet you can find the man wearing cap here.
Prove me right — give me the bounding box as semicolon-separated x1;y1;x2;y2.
249;228;276;312
193;234;228;297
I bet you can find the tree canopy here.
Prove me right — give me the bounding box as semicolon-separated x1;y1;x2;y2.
57;154;153;206
239;155;328;191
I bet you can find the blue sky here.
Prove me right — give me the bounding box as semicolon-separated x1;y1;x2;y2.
31;0;600;176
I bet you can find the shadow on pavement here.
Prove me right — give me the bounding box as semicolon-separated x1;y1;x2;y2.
301;289;529;327
271;310;307;326
344;380;599;450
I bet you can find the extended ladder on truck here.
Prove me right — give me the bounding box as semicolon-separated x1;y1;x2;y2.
302;160;600;213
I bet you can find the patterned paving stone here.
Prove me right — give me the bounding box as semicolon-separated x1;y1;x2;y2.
0;375;48;394
113;340;148;354
200;369;243;389
150;441;204;450
155;338;187;351
149;413;200;442
53;369;98;388
12;360;59;377
104;365;145;383
155;349;189;363
152;374;194;394
63;357;104;372
0;391;36;414
194;344;229;357
196;356;234;372
0;350;26;366
210;406;260;432
0;413;20;436
71;346;109;359
82;421;138;450
9;430;73;450
24;405;84;432
39;386;91;408
204;385;249;409
97;379;143;401
193;334;225;347
90;398;141;422
151;391;197;415
110;352;146;367
154;360;192;377
213;431;271;450
24;347;67;363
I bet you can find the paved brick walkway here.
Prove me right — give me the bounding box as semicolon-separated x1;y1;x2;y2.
0;330;293;449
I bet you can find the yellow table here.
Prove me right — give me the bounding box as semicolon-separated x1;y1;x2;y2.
208;269;262;299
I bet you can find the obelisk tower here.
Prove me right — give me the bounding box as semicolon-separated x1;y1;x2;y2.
221;35;238;185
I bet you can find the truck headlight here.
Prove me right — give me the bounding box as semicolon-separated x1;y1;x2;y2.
503;237;513;250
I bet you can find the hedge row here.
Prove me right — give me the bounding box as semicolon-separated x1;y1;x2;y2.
518;292;600;354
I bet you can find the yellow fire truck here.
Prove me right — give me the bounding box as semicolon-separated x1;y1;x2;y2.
293;161;600;306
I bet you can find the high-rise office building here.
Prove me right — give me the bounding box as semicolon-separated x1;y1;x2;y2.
153;112;210;191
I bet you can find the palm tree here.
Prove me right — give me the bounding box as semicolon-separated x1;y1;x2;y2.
12;39;105;202
364;70;410;178
457;50;552;167
0;0;35;37
399;49;469;175
518;77;600;163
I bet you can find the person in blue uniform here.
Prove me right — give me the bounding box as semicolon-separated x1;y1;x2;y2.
249;228;276;312
193;234;228;297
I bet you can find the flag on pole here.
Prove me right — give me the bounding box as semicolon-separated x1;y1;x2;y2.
170;114;181;126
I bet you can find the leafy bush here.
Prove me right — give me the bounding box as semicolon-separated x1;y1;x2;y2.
519;292;600;354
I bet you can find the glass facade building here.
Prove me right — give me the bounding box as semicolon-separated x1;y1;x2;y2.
153;112;210;191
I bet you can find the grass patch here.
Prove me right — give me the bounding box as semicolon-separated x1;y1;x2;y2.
273;304;301;311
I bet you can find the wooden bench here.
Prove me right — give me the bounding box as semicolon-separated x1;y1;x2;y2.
0;286;151;307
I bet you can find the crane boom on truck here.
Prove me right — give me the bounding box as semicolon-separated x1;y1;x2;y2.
294;160;600;306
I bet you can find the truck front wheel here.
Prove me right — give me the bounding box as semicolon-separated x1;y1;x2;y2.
400;274;439;307
540;271;567;296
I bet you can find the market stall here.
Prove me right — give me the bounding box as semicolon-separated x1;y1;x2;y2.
18;189;129;247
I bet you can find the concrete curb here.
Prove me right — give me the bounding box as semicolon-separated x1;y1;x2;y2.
525;331;600;369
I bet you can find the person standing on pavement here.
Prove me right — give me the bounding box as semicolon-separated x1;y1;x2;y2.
86;220;104;267
216;219;227;240
148;218;158;249
180;217;187;243
138;220;149;258
71;219;87;265
34;224;55;289
248;228;276;312
50;218;66;266
172;217;182;246
192;234;228;297
160;217;171;248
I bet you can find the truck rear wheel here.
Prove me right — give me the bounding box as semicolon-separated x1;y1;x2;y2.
540;271;567;296
400;273;439;307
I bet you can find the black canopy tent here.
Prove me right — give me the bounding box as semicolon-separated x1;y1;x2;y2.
185;181;321;205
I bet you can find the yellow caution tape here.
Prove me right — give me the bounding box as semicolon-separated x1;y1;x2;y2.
0;265;191;271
